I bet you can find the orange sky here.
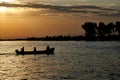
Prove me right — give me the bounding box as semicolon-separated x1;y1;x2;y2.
0;14;119;39
0;15;84;39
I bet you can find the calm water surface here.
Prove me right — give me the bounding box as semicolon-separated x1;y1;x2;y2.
0;41;120;80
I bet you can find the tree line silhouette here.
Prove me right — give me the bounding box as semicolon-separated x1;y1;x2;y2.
82;21;120;37
82;21;120;41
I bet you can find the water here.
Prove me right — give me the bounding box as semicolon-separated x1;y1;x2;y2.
0;41;120;80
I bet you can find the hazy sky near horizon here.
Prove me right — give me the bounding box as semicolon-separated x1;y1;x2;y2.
0;0;120;38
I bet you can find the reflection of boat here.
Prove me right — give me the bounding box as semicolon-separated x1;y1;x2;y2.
15;48;55;55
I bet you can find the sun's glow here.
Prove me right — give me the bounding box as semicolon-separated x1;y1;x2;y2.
0;0;14;3
0;6;23;14
0;7;7;12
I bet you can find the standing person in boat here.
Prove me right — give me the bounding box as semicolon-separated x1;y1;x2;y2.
46;45;50;51
34;47;36;52
21;47;24;52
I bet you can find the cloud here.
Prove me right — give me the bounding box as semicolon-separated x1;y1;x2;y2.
0;2;120;17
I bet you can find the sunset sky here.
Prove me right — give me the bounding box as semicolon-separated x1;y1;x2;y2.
0;0;120;39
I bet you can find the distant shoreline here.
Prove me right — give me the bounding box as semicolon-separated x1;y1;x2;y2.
0;35;120;41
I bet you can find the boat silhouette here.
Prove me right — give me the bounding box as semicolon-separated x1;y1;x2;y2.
15;48;55;55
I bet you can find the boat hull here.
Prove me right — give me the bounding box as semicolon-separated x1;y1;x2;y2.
15;48;55;55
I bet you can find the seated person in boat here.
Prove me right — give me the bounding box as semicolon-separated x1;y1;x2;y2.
34;47;36;52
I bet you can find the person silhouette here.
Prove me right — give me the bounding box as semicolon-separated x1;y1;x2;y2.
46;45;50;50
21;47;24;52
34;47;36;52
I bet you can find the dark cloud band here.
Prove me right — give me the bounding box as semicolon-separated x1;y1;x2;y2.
0;2;120;17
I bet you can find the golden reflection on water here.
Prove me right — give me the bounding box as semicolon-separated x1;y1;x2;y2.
0;55;54;79
0;41;120;80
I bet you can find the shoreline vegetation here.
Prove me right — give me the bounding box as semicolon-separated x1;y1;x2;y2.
0;35;120;41
0;21;120;41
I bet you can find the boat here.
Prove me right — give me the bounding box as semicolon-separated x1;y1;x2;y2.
15;48;55;55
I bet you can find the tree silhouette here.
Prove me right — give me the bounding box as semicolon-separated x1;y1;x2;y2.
115;21;120;36
82;22;97;37
97;22;107;36
106;22;115;36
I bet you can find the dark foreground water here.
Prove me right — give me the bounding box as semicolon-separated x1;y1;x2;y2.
0;41;120;80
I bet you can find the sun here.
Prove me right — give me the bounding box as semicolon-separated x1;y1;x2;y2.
0;7;7;12
0;0;14;3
